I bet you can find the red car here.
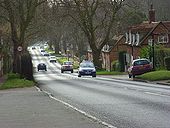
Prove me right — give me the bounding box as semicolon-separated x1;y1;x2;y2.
61;61;73;73
128;58;152;78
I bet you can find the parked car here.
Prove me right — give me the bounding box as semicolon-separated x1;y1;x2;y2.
37;63;47;71
127;58;152;78
49;56;56;63
78;60;96;77
61;61;73;73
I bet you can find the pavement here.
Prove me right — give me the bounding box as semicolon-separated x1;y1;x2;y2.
0;75;170;128
0;87;107;128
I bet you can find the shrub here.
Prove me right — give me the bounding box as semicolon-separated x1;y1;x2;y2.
154;47;170;69
21;52;34;80
111;60;121;71
164;56;170;70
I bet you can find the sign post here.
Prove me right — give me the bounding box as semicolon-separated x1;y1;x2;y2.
17;46;22;76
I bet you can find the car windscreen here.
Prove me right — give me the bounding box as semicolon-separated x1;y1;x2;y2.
133;60;150;66
80;63;94;68
64;62;72;65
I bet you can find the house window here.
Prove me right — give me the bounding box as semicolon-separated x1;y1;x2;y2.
158;34;169;44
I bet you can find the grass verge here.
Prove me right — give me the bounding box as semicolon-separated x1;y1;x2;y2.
0;74;35;90
137;70;170;81
97;71;126;75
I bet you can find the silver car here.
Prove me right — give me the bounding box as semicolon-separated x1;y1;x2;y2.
78;61;96;77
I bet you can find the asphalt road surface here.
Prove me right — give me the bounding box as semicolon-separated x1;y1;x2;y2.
30;47;170;128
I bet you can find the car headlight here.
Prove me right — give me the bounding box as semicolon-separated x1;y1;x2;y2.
92;68;96;72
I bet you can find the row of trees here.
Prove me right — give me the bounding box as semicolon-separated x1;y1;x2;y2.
0;0;168;79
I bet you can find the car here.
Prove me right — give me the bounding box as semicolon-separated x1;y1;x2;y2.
40;49;45;52
43;52;50;56
127;58;152;78
49;56;56;63
37;63;47;71
32;46;36;50
61;61;73;73
78;60;96;77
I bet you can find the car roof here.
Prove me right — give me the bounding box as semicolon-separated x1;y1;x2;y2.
39;63;46;65
81;60;93;63
132;58;150;62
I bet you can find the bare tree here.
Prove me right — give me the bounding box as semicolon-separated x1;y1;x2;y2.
55;0;125;69
0;0;46;74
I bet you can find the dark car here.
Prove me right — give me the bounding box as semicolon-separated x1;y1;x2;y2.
43;52;50;56
32;46;36;50
78;60;96;77
127;58;152;78
61;61;73;73
37;63;47;71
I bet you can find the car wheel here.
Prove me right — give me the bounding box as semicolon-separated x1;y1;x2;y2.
71;70;73;73
78;74;81;77
61;70;64;73
133;75;135;78
45;69;47;71
92;74;96;77
128;74;132;78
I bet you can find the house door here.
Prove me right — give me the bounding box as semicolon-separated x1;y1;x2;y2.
119;51;127;72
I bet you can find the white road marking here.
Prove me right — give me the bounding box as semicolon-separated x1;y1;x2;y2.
144;92;170;97
35;86;117;128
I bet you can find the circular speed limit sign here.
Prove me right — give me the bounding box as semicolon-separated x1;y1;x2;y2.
17;46;23;52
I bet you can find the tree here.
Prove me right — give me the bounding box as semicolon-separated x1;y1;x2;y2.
0;0;46;76
55;0;125;69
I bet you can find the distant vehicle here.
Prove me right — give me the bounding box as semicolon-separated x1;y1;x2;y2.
127;58;152;78
40;49;45;52
49;56;56;63
78;60;96;77
61;61;73;73
43;52;50;56
37;63;47;71
32;46;36;50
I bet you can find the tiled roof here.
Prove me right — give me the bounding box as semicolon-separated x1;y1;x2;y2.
163;21;170;30
129;21;170;33
129;21;159;33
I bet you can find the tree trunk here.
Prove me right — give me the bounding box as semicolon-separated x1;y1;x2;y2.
92;49;102;70
54;38;60;54
12;42;21;74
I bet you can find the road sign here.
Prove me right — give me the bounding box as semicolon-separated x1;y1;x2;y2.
17;46;23;52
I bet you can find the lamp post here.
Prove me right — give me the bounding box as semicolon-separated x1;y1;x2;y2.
151;35;155;70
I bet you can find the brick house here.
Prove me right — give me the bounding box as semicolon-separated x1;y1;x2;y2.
87;5;170;71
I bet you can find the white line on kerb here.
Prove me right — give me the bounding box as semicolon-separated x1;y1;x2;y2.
35;86;117;128
144;92;170;97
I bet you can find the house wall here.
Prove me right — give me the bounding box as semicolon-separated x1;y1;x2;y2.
141;23;170;47
87;22;170;71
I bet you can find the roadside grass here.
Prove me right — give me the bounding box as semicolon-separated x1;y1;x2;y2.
137;70;170;81
0;73;35;90
96;71;126;75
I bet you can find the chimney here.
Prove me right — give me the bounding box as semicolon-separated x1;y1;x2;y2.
149;4;155;23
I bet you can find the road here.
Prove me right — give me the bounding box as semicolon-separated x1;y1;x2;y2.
30;48;170;128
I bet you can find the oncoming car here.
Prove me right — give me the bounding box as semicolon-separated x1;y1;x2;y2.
78;60;96;77
61;61;73;73
37;63;47;71
127;58;152;78
49;56;56;63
